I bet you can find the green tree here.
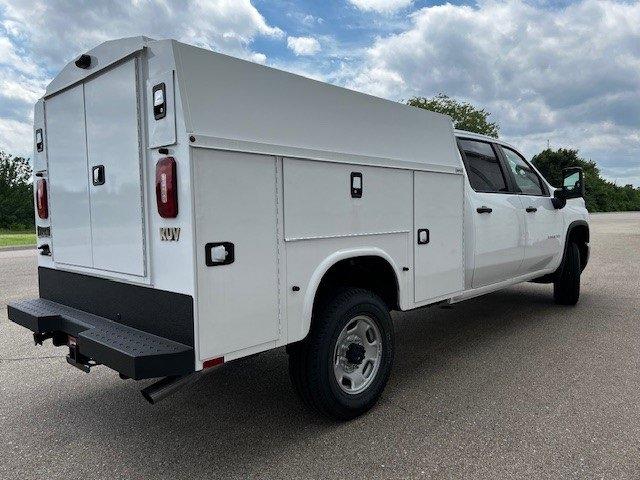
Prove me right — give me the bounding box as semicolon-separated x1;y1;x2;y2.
0;151;34;230
532;148;640;212
407;93;499;138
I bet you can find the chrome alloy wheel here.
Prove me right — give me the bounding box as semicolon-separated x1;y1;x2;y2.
333;315;382;395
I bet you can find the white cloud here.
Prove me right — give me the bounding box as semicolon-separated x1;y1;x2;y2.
0;0;284;157
287;36;321;56
0;117;32;155
347;67;404;98
0;0;282;67
0;36;38;76
348;0;413;14
349;0;413;13
346;0;640;184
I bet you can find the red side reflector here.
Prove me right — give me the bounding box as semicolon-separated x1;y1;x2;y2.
36;179;48;219
155;157;178;218
203;357;224;369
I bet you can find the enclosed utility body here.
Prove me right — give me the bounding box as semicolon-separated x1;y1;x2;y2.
9;37;589;419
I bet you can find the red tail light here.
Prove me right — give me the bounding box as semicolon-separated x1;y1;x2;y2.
156;157;178;218
36;179;48;219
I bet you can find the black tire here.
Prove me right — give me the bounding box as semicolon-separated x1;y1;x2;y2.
554;242;581;305
288;288;394;421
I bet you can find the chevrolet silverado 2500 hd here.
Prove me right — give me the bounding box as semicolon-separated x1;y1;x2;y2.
8;37;589;420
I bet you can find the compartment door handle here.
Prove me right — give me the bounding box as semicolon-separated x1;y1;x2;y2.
92;165;105;186
205;242;235;266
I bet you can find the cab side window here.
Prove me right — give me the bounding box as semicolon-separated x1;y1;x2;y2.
502;147;545;196
458;139;509;193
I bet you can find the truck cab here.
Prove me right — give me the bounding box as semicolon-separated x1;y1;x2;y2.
454;130;589;297
9;37;589;421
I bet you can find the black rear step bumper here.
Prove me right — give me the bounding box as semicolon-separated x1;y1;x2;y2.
8;298;194;380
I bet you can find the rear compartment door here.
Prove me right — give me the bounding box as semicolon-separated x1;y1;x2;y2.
46;84;93;267
45;58;146;277
85;59;145;276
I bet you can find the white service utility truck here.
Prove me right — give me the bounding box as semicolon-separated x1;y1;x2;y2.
9;37;590;420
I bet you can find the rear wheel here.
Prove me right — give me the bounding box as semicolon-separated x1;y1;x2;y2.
288;288;394;421
554;242;581;305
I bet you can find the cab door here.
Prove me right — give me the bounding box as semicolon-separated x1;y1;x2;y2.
499;146;564;273
458;138;526;288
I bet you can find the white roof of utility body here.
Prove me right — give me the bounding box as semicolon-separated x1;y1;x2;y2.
45;37;462;173
45;36;153;97
173;41;460;172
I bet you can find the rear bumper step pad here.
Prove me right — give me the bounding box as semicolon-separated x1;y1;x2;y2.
8;298;194;380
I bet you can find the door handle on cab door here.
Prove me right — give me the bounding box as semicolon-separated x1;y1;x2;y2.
476;206;492;214
526;206;537;213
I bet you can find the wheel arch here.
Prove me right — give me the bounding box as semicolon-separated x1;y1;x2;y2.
566;220;590;271
530;219;590;284
300;248;402;341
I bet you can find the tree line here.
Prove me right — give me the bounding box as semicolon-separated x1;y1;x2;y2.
0;151;33;230
0;94;637;232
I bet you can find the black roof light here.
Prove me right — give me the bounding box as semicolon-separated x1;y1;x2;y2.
75;54;91;69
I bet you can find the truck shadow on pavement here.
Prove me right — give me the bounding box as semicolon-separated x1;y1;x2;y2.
46;283;578;477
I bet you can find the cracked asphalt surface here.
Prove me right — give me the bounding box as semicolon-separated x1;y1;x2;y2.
1;212;639;479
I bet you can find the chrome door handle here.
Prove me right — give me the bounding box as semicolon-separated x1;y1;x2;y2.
476;206;492;214
526;206;537;213
205;242;235;266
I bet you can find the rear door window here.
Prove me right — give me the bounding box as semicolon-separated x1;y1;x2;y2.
458;139;509;193
502;147;545;196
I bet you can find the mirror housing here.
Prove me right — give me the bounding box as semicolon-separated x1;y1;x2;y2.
552;167;585;209
551;188;567;209
561;167;585;199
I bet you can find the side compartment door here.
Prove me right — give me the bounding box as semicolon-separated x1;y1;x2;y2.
413;171;464;302
46;84;93;267
194;150;280;359
458;138;526;288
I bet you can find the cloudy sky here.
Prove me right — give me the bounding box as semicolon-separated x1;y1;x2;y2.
1;0;639;185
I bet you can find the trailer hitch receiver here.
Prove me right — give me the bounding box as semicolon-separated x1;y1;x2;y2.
66;339;99;374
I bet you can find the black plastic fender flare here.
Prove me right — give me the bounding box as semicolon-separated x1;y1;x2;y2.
531;220;589;284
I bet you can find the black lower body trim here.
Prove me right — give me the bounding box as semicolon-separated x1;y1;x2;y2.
38;267;194;347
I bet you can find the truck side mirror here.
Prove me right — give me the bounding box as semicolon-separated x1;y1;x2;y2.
551;188;567;209
562;167;585;199
552;167;585;209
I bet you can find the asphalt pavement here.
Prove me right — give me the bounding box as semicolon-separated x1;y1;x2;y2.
1;212;639;479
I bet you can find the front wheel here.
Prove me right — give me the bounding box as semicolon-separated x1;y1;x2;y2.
554;242;581;305
288;288;394;421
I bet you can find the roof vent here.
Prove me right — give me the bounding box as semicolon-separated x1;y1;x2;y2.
75;54;92;69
